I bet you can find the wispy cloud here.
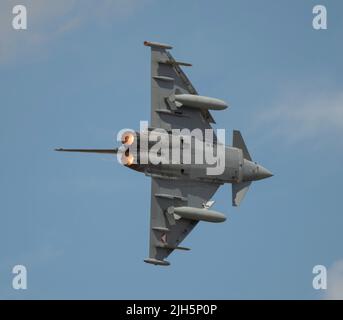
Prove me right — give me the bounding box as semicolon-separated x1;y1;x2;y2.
0;0;150;64
325;259;343;300
254;91;343;145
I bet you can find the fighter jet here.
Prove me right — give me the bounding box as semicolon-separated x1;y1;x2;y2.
56;41;273;266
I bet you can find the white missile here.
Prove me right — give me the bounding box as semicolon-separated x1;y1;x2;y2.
168;206;226;223
174;94;228;111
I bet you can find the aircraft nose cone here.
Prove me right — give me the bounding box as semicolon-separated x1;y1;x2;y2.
256;165;273;180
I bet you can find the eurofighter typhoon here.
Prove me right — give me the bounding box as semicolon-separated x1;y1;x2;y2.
56;41;273;266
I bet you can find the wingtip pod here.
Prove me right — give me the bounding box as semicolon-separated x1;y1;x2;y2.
144;41;173;50
144;258;170;266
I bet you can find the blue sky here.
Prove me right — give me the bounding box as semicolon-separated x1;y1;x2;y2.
0;0;342;299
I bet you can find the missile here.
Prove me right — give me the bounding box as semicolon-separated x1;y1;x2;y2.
174;94;228;111
168;206;226;223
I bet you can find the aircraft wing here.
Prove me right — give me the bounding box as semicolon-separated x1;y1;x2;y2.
144;41;216;136
144;177;222;266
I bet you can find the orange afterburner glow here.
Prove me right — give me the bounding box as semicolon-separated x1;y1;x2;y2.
121;131;135;146
121;153;134;166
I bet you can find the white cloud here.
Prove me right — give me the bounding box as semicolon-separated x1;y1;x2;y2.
325;259;343;300
0;0;150;64
254;91;343;144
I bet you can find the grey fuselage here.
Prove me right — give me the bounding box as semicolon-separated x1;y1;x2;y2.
126;137;271;184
